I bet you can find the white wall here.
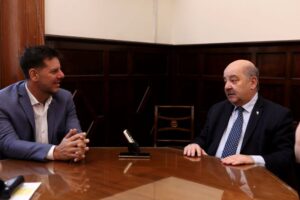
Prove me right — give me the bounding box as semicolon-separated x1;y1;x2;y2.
172;0;300;44
45;0;157;43
156;0;174;44
45;0;300;44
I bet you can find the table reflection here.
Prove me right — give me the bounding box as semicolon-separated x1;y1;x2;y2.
0;148;297;200
0;160;90;199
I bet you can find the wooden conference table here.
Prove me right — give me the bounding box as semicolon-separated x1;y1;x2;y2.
0;147;298;200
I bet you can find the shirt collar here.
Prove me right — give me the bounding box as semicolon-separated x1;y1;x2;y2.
25;82;53;106
238;93;258;113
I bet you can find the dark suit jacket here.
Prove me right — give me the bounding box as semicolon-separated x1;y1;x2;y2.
194;95;295;183
0;81;81;161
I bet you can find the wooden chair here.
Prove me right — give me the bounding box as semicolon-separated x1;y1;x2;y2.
154;105;195;147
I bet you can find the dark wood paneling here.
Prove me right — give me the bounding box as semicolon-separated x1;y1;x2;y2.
108;80;130;112
257;53;286;78
291;52;300;78
172;78;198;105
203;53;251;75
46;36;171;146
132;50;169;75
202;80;226;109
60;49;103;75
259;83;285;105
46;36;300;146
109;51;128;74
177;51;199;75
61;77;104;114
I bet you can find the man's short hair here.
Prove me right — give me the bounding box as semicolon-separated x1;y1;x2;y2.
245;65;259;79
244;63;260;90
19;45;61;79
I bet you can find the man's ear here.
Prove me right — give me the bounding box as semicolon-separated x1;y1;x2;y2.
250;76;258;89
28;68;39;81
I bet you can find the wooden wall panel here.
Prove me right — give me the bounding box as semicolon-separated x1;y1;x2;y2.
62;78;104;120
202;80;226;109
109;51;128;74
259;84;285;105
291;52;300;78
132;51;169;75
177;51;199;75
257;53;286;78
109;80;130;112
172;79;198;105
107;80;130;145
46;36;300;146
46;36;171;146
132;80;152;111
60;49;103;75
203;53;251;75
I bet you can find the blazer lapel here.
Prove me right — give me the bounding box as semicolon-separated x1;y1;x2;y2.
209;102;234;154
241;96;263;150
47;99;56;143
18;82;35;134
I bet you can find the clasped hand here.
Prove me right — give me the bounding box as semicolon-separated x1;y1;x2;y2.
54;129;89;162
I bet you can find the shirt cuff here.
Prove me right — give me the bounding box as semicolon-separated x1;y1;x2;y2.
250;155;265;166
46;145;56;160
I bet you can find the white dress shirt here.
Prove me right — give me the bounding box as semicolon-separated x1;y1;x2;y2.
215;93;265;165
25;83;55;160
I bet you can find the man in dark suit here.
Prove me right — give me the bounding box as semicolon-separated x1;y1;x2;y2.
0;46;89;161
184;60;294;183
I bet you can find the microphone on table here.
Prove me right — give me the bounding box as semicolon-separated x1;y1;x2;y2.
119;129;150;159
0;175;24;199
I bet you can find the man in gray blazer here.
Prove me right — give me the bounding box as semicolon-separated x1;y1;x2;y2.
0;46;89;161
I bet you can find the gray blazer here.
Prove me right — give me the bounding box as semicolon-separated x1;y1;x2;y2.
0;81;81;161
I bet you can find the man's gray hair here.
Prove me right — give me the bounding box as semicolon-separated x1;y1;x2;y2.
245;64;259;90
245;65;259;79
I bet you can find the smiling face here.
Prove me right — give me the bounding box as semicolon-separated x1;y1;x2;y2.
29;57;65;96
223;60;258;106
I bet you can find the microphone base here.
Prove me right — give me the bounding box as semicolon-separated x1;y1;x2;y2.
0;176;24;200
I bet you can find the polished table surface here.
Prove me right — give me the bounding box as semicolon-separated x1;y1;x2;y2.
0;147;298;200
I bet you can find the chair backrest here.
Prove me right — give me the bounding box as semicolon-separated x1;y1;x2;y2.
154;105;195;147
